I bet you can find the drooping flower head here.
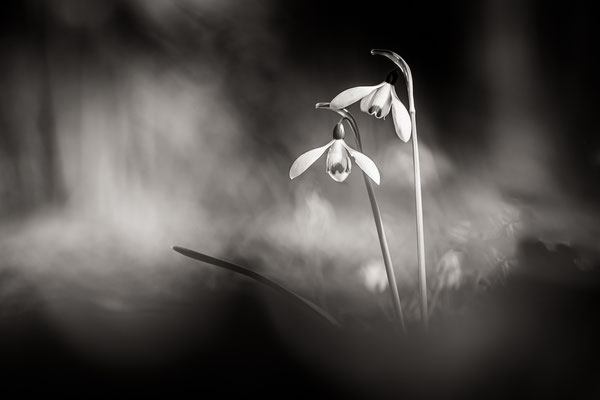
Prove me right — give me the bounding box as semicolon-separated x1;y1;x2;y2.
329;69;412;142
289;122;380;184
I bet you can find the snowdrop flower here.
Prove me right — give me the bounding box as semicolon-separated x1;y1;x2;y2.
289;122;380;184
329;70;412;142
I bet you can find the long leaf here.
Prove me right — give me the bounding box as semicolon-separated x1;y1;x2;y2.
172;246;341;327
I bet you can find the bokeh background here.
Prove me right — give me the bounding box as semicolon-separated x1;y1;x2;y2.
1;0;599;397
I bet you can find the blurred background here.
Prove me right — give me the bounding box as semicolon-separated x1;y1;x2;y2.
0;0;599;397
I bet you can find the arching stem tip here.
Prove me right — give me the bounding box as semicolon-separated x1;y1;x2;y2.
371;49;401;61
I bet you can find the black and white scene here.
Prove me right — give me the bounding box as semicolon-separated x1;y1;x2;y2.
1;0;599;398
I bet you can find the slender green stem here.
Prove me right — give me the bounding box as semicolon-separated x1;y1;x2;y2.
410;111;428;330
371;49;428;330
316;103;406;332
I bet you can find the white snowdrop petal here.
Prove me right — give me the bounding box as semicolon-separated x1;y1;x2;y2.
330;83;385;110
391;87;412;142
289;140;335;180
326;140;351;182
342;142;381;185
360;89;377;113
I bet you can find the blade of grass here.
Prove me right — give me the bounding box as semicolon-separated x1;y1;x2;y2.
172;245;341;327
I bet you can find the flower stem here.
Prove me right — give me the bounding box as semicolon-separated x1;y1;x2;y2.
411;112;428;331
316;103;406;332
371;49;429;330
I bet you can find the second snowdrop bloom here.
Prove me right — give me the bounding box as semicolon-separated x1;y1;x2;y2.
329;70;412;142
289;122;380;184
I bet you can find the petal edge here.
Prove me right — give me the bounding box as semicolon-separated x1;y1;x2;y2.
289;140;335;180
342;142;381;185
391;87;412;142
330;83;385;110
